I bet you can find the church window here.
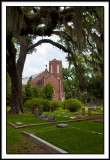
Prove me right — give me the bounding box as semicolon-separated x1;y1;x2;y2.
57;64;59;73
51;65;53;73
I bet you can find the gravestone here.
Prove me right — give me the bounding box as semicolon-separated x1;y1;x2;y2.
70;116;75;119
39;105;43;115
62;116;69;117
88;108;91;116
41;113;47;119
56;123;69;128
82;108;85;115
34;108;39;117
16;122;23;125
32;104;38;114
48;114;56;122
73;112;78;115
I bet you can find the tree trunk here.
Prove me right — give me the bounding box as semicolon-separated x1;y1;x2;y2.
9;69;24;114
7;35;27;114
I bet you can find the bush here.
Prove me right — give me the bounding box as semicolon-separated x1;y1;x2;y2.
41;83;54;100
64;99;82;112
50;100;62;111
23;97;50;111
42;99;51;111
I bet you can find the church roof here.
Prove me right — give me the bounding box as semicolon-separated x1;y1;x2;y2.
22;70;48;85
32;71;45;80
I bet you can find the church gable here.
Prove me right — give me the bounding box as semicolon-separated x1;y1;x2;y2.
22;59;65;101
44;73;60;101
30;70;49;87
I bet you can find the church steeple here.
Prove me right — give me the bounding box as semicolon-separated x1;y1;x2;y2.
49;59;62;78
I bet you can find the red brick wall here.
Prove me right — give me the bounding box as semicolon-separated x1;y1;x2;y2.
49;59;64;100
30;71;49;88
44;74;60;101
28;59;65;101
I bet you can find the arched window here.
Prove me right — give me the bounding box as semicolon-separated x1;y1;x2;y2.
51;65;53;73
57;64;59;73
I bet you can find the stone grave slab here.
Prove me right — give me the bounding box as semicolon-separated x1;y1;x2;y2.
41;113;47;118
56;123;69;128
62;116;69;117
39;105;43;115
48;114;56;122
16;122;23;125
73;112;78;115
34;108;39;117
32;104;38;114
70;116;75;119
41;113;48;120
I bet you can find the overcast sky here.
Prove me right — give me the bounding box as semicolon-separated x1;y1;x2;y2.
22;35;69;78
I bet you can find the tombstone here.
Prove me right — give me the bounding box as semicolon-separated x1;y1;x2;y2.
41;113;47;119
56;123;69;128
82;108;85;115
39;105;43;115
34;108;39;117
48;114;56;122
70;116;75;119
32;104;38;114
62;116;69;117
88;108;91;116
16;122;23;125
73;112;78;115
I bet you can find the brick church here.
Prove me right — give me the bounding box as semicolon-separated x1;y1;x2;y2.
22;59;65;101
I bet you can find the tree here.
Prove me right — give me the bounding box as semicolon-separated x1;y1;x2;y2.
31;86;41;98
23;81;32;103
6;72;11;105
6;6;60;114
87;75;103;104
41;83;54;100
6;6;104;113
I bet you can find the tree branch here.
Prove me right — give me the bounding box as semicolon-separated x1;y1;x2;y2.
27;39;72;54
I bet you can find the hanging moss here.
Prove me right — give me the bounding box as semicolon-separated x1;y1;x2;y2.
6;7;24;38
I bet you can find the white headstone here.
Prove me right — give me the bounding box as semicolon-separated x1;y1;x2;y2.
56;124;69;128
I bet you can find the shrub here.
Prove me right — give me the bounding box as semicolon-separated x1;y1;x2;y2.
50;100;61;111
42;99;51;111
23;97;50;111
64;99;82;112
41;83;54;100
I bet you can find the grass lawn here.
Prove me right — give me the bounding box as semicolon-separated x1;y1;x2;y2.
7;109;103;126
7;108;104;154
23;120;103;154
7;118;104;154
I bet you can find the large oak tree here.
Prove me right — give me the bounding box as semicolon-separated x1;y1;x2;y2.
6;6;104;114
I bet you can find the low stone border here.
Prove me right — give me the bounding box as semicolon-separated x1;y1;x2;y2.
21;131;68;154
94;120;103;123
7;121;18;129
7;116;103;129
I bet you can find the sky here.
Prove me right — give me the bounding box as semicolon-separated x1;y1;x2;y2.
22;35;69;78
